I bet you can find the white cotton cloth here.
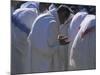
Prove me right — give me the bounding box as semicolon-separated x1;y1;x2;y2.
11;7;38;74
28;12;60;72
69;14;96;70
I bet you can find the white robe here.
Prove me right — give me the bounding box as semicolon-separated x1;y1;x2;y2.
70;14;96;70
11;8;38;74
28;12;60;72
49;5;74;70
58;13;74;70
68;11;88;70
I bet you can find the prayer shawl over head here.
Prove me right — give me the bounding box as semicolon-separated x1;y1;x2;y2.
69;14;96;70
28;12;60;72
49;4;56;10
49;4;60;29
49;4;74;70
58;13;74;70
11;8;38;74
49;5;70;71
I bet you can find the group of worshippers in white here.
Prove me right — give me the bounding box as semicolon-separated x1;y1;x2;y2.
11;1;96;74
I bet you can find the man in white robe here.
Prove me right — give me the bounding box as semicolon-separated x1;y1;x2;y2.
56;5;74;70
11;2;38;74
69;14;96;70
28;12;59;72
49;5;74;70
68;10;88;70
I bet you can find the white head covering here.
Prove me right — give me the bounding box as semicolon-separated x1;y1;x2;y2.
48;4;60;27
13;8;38;29
57;5;73;13
49;4;56;10
20;1;39;9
